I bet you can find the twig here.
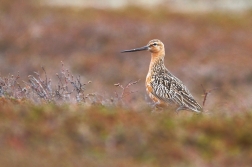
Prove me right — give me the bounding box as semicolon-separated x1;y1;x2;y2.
114;79;140;101
201;84;218;107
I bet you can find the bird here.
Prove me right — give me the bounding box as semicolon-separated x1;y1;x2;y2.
121;39;202;113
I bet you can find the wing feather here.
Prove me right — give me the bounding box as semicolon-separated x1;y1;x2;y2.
150;69;202;112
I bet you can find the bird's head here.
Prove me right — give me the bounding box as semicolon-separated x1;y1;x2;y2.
121;39;164;54
147;39;164;53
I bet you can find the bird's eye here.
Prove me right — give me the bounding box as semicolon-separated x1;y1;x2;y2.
153;43;157;46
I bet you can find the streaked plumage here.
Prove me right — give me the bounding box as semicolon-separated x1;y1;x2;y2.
121;39;202;113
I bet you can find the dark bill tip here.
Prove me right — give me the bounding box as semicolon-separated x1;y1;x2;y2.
121;46;148;53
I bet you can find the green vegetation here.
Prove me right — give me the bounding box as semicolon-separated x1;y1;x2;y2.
0;99;252;167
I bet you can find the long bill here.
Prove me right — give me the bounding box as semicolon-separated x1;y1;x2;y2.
121;46;148;53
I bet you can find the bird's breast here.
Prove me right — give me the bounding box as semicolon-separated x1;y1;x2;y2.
146;73;161;104
145;71;154;90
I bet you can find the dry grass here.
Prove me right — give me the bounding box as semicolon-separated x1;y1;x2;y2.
0;0;252;166
1;1;252;112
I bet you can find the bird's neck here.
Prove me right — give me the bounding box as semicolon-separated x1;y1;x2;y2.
148;52;166;74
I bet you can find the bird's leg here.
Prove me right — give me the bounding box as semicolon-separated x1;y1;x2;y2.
151;102;164;113
176;106;188;113
176;106;184;111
